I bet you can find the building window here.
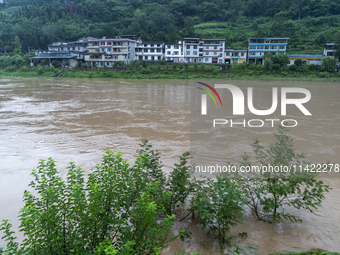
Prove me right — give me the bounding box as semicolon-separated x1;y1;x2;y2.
219;59;222;63
214;46;217;49
150;49;155;53
174;46;179;49
205;52;209;55
265;46;269;49
107;42;112;45
234;53;239;56
167;51;170;55
145;56;148;60
249;46;256;49
174;51;179;55
186;45;190;49
279;46;285;50
151;44;154;47
158;56;161;60
265;40;270;43
205;46;209;49
100;48;105;52
144;44;147;47
271;46;277;49
193;51;197;55
107;48;112;52
93;42;98;46
257;46;263;49
144;49;148;52
226;52;230;56
100;42;105;46
167;45;171;48
186;51;190;55
194;45;197;49
205;58;208;61
214;52;217;55
157;49;161;53
241;53;244;56
157;44;160;47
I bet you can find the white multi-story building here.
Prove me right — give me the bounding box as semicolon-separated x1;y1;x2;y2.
164;41;185;62
201;39;225;64
183;38;203;63
248;37;289;65
135;41;164;61
225;49;247;64
85;36;138;67
165;38;225;64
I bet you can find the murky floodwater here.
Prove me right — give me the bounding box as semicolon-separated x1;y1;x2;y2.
0;77;339;254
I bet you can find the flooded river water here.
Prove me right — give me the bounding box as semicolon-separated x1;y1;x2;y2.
0;77;339;254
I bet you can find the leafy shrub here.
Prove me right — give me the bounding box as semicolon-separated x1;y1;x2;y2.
294;59;303;67
318;71;331;78
308;64;317;71
191;176;246;245
289;64;298;71
140;68;152;74
37;67;44;75
256;65;264;71
5;66;16;72
272;63;281;70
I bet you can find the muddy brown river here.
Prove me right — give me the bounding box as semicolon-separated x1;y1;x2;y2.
0;77;339;254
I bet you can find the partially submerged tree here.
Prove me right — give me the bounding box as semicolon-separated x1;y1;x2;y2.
236;126;331;223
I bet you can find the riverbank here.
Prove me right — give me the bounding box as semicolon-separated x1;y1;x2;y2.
1;66;340;79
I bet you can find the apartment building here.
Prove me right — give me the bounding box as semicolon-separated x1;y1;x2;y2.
135;41;164;61
201;39;225;64
183;38;203;63
164;41;185;62
85;37;138;67
248;37;289;64
48;37;97;60
224;49;247;64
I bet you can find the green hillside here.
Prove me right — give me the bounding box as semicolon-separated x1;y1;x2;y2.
0;0;340;54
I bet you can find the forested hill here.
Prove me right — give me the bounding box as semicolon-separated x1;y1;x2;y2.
1;0;340;54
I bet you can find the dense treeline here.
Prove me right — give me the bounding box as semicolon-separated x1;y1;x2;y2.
1;0;340;54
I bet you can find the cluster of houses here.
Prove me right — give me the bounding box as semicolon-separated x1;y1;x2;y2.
32;35;338;68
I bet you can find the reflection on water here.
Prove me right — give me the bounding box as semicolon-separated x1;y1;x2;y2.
0;77;339;254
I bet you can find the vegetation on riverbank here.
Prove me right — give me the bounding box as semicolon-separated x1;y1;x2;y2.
0;127;332;254
1;57;340;80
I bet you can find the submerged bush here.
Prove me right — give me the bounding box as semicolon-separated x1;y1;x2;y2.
0;141;190;254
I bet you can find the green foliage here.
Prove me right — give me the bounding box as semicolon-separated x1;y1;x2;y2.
191;176;246;245
236;126;331;223
5;66;16;72
321;57;337;72
289;64;298;71
294;59;303;67
13;36;21;55
0;141;179;254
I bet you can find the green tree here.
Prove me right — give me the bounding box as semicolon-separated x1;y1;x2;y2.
191;176;246;246
236;126;331;223
13;36;22;55
321;57;337;72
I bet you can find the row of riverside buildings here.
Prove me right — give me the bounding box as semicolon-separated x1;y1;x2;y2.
32;35;338;68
